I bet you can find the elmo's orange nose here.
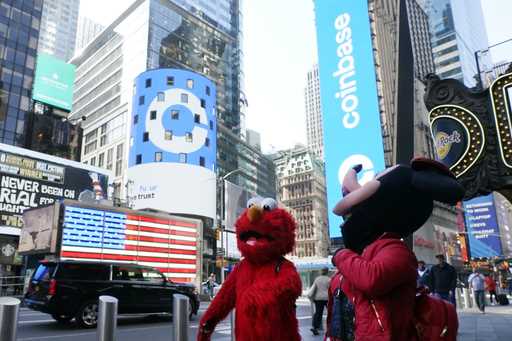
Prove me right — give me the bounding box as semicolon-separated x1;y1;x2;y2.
247;205;263;222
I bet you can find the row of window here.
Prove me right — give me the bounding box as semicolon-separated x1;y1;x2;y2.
140;130;211;146
138;92;207;108
134;110;211;127
144;77;211;96
134;153;206;166
85;143;124;177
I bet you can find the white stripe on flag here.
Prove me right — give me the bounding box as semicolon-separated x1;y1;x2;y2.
163;273;196;279
125;220;196;233
125;229;196;242
125;240;196;251
60;246;195;260
137;262;196;269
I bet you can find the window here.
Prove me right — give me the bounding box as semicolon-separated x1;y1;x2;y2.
171;110;179;119
115;143;124;177
136;154;142;164
167;76;174;86
98;153;105;168
157;92;165;102
165;130;173;140
58;264;109;280
205;137;210;147
186;133;193;142
199;156;205;167
145;78;151;88
107;148;113;170
181;93;188;103
186;79;194;89
90;157;96;166
133;115;138;124
141;269;164;283
179;153;187;163
139;96;144;105
194;114;201;123
155;152;162;162
209;120;214;130
150;110;157;120
143;132;149;142
206;86;210;96
112;266;144;281
200;99;206;108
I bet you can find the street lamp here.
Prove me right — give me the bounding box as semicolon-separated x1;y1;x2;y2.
474;37;512;89
219;168;242;283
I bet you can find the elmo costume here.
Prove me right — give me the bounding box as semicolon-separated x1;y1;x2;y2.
197;197;302;341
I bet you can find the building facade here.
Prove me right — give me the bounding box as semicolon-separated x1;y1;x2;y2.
0;0;43;146
421;0;490;87
75;16;104;53
494;192;512;258
305;64;323;161
38;0;79;61
273;146;329;258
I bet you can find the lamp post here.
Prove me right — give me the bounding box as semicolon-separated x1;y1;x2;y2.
219;169;242;283
474;37;512;89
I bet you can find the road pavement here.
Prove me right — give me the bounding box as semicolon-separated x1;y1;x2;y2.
16;298;512;340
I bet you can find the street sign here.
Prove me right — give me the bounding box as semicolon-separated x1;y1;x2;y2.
216;248;225;256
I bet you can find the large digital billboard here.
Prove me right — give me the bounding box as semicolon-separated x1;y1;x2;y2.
32;53;76;112
128;69;217;219
0;143;110;234
463;194;503;258
314;1;385;237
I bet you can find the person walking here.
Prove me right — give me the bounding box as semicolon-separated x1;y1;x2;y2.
468;269;486;313
325;271;354;341
206;273;217;299
429;254;457;305
308;268;331;336
485;274;498;305
417;260;430;288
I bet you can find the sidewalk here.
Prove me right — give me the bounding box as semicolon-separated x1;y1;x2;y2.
457;304;512;341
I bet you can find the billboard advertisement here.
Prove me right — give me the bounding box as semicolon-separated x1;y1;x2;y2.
19;204;60;254
314;1;385;237
463;194;503;258
32;53;76;112
0;143;110;234
128;69;217;219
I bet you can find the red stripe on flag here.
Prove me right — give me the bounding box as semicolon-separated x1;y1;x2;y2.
126;235;196;246
61;251;137;262
125;245;196;255
125;225;196;237
167;278;192;283
154;267;196;274
127;215;197;229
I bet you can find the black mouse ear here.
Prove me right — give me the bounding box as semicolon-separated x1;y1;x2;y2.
410;158;465;204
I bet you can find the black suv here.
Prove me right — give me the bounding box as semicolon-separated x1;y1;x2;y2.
24;260;200;327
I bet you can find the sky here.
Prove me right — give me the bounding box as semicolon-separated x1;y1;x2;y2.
79;0;512;153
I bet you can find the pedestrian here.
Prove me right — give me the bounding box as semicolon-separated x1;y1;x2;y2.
485;274;497;305
429;254;457;305
325;270;354;341
307;267;330;336
468;268;486;313
417;260;430;288
206;273;217;299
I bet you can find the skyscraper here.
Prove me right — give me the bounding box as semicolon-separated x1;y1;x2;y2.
273;145;329;258
305;65;323;161
422;0;490;87
0;0;43;146
38;0;80;61
74;16;104;52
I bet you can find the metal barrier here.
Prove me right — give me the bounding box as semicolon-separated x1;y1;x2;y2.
173;294;189;341
230;310;235;341
0;276;25;298
0;297;20;341
97;296;118;341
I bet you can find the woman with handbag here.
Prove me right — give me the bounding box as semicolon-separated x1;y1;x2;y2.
325;271;354;341
308;268;331;335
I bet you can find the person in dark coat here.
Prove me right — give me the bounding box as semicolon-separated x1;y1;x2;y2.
331;158;464;340
429;254;457;305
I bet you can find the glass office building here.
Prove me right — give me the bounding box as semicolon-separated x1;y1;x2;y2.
0;0;43;146
423;0;490;87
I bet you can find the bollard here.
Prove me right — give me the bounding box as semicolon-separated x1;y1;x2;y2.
173;294;189;341
97;296;118;341
230;309;235;341
0;297;19;341
455;288;463;310
462;288;472;309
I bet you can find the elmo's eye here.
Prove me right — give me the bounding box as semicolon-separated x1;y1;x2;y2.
247;197;262;208
261;198;277;211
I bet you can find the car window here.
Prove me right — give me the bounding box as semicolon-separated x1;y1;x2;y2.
141;269;165;284
56;263;110;281
112;266;144;281
33;263;56;282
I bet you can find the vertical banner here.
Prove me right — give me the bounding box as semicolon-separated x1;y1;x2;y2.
463;194;502;258
314;1;385;237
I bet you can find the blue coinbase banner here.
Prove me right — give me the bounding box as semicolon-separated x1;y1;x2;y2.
314;1;385;237
463;194;503;258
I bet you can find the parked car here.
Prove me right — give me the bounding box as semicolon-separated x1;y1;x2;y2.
24;260;199;328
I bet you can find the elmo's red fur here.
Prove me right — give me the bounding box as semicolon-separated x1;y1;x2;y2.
197;203;302;341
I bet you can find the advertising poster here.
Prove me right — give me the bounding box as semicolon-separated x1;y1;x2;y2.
463;194;503;258
19;204;60;254
314;0;385;237
0;146;109;233
32;53;76;112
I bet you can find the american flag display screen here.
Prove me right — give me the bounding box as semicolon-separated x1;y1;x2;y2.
60;205;198;283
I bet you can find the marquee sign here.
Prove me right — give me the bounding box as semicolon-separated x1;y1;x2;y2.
424;66;512;202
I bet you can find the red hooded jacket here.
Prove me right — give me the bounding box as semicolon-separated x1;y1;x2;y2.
333;233;418;341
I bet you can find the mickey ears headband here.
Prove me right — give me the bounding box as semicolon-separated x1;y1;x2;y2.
410;157;465;205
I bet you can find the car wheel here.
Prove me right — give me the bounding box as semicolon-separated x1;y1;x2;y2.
52;313;73;324
76;300;99;328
